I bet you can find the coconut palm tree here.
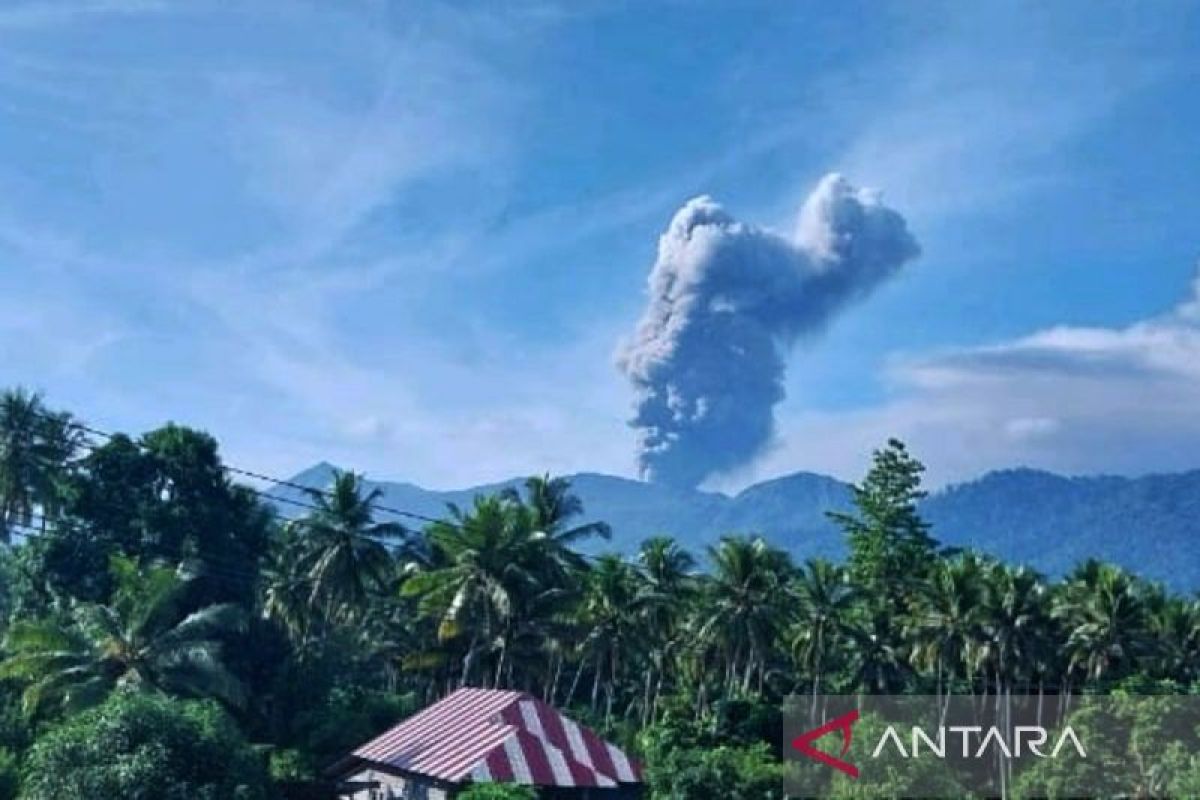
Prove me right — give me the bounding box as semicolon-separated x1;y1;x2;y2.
788;558;858;713
578;554;647;723
637;536;696;723
405;476;610;690
502;474;611;578
847;609;910;693
1054;560;1150;686
908;553;986;700
261;526;315;644
402;495;540;687
1142;588;1200;684
699;536;796;694
640;535;695;593
0;389;84;541
290;470;407;624
498;583;577;694
0;556;247;715
0;388;46;540
506;475;611;541
974;563;1052;695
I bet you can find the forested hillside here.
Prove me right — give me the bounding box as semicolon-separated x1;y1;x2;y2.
279;464;1200;588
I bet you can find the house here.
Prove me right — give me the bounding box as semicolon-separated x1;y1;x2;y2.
330;687;645;799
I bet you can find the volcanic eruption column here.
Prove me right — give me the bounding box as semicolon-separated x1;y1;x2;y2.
617;174;920;488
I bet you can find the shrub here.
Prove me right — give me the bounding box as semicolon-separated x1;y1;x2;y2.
19;692;271;800
640;719;785;800
292;685;416;767
825;712;966;799
653;743;784;799
268;748;316;782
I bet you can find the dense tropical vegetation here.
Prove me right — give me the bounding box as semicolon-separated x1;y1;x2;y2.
0;387;1198;798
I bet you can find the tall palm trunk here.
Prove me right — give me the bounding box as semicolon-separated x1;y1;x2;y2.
605;651;617;725
565;657;586;707
548;653;563;703
642;665;654;727
493;640;508;689
652;660;668;723
590;653;602;714
460;634;480;687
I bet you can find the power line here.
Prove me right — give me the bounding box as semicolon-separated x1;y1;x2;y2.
11;409;441;534
4;515;264;586
2;438;394;558
5;515;412;618
59;418;445;526
4;515;423;618
9;407;646;570
6;520;412;612
6;512;261;576
3;488;411;583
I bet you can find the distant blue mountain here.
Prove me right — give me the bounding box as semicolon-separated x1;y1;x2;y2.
921;468;1200;588
277;464;1200;589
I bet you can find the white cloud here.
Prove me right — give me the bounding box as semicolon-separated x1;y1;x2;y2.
748;267;1200;488
1004;417;1061;441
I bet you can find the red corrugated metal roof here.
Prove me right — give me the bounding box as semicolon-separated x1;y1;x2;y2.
349;687;643;788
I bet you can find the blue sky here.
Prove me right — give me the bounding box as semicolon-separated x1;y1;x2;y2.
2;0;1199;489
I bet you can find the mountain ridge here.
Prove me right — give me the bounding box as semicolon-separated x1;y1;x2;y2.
273;464;1200;588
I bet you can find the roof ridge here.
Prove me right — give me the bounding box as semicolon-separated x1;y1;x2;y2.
340;687;641;788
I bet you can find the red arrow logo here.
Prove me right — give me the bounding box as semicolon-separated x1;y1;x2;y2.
791;709;860;778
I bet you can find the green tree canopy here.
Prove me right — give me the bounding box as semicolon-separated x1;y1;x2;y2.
19;693;270;800
288;469;407;625
0;388;83;543
66;424;272;603
458;784;538;800
831;438;938;605
0;555;247;716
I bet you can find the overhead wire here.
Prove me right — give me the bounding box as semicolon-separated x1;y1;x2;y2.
11;407;634;568
57;418;446;526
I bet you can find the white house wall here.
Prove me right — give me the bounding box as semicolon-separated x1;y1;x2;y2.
344;768;450;800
